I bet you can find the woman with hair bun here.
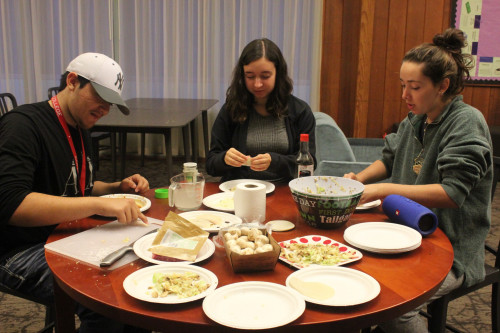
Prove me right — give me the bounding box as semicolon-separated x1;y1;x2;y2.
345;28;492;332
206;38;316;183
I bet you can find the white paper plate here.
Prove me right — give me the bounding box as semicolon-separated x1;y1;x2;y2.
202;192;235;212
219;179;275;194
202;281;305;329
286;266;380;306
356;199;381;210
178;211;242;233
344;222;422;253
101;194;151;212
123;264;218;304
278;235;362;269
133;234;215;265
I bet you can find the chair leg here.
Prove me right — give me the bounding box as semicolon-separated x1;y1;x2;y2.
493;282;500;333
427;296;449;333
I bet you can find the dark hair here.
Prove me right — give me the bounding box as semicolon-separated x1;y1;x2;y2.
402;28;474;97
225;38;293;123
58;71;91;91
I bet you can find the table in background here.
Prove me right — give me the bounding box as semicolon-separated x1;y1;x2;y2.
46;183;454;332
93;98;218;183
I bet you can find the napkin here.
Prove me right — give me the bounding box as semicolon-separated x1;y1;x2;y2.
382;195;438;236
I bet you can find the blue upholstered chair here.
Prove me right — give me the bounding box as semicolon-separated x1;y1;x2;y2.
313;112;385;177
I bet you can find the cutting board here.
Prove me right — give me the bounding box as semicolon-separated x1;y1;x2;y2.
45;218;164;270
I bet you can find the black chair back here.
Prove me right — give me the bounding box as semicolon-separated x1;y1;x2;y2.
0;92;18;116
47;87;59;99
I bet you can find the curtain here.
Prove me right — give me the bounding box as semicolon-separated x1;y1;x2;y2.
0;0;323;157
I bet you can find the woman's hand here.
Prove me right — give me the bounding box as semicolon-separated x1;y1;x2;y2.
99;197;148;225
224;148;251;167
250;153;271;171
119;174;150;194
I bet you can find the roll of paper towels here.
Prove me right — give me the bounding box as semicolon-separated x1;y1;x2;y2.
234;182;266;223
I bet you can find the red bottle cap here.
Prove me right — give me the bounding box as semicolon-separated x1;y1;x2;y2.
300;133;309;141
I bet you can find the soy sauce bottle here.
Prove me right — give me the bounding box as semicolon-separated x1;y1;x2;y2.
296;134;314;177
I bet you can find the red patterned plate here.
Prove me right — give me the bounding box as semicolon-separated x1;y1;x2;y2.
278;235;362;269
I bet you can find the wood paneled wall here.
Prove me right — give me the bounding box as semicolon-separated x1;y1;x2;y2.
320;0;500;138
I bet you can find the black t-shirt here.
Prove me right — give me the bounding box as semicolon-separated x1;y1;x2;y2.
0;101;95;253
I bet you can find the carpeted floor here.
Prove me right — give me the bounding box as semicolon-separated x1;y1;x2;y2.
0;155;498;332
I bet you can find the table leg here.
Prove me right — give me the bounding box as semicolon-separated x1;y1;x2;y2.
202;110;209;159
120;133;127;180
163;129;172;183
182;125;191;162
140;133;146;167
53;279;76;333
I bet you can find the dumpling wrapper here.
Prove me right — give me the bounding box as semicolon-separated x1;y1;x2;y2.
289;276;335;301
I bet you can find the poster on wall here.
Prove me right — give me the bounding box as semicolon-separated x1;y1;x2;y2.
452;0;500;85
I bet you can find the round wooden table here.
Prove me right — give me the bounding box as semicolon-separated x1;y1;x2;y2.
46;183;453;332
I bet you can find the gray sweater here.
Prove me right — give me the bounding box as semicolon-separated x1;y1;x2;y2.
382;95;492;287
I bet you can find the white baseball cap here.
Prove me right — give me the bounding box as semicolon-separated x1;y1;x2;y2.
66;52;130;115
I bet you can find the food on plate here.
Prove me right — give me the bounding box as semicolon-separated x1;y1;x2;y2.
280;242;359;267
186;214;223;229
225;227;272;255
288;276;335;300
215;197;234;210
112;195;145;208
147;271;210;299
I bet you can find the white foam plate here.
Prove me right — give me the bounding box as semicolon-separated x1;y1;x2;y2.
101;193;151;212
133;233;215;265
278;235;362;269
178;211;242;233
344;222;422;253
123;264;217;304
286;266;380;306
202;192;234;212
202;281;305;329
219;179;275;194
356;199;381;210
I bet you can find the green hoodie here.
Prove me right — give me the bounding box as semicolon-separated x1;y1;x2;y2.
382;95;492;287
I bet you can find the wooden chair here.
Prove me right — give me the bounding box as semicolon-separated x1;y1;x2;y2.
0;92;18;116
48;86;117;171
423;155;500;333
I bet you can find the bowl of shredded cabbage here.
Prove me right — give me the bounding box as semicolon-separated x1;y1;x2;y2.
288;176;364;229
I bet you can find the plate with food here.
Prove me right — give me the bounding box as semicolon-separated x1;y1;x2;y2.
133;233;215;265
219;179;275;194
286;266;380;306
278;235;362;269
356;199;382;211
101;194;151;212
202;192;235;212
178;211;242;233
202;281;305;329
123;264;218;304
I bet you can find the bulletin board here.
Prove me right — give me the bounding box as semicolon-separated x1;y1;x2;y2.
452;0;500;85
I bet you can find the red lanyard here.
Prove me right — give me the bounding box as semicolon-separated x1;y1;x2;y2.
51;96;86;196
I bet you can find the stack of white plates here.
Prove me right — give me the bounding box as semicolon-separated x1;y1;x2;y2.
344;222;422;254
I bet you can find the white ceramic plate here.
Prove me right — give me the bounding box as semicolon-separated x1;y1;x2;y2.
101;194;151;212
286;266;380;306
123;264;218;304
178;211;242;233
344;222;422;253
133;233;215;265
219;179;275;194
356;199;382;211
202;192;235;212
278;235;362;269
202;281;305;330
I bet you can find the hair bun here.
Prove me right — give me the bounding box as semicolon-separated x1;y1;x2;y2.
433;28;466;53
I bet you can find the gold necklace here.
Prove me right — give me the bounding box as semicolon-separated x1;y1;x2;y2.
412;121;429;175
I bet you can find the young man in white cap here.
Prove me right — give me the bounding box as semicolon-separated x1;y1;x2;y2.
0;53;150;332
